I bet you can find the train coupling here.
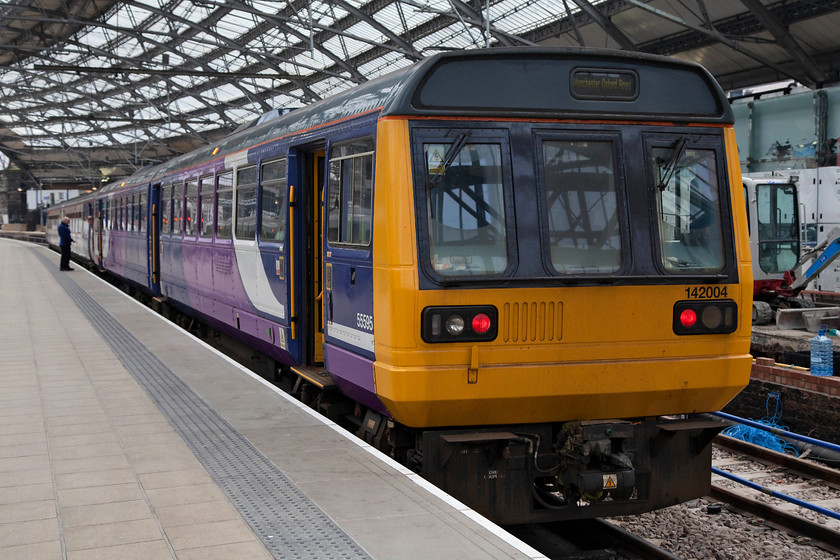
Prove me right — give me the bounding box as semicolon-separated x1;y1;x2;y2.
556;420;636;501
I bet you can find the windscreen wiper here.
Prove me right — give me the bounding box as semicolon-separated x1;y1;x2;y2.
656;136;688;191
429;132;470;187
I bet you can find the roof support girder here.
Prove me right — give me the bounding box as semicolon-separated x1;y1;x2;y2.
738;0;827;86
567;0;636;50
623;0;815;87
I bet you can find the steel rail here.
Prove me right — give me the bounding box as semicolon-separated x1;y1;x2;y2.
710;484;840;555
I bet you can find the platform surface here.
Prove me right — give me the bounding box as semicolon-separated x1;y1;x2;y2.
0;239;544;560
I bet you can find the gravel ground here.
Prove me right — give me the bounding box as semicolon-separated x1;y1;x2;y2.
610;497;838;559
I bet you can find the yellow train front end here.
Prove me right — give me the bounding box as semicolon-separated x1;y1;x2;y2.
371;118;751;523
373;120;751;429
366;49;751;523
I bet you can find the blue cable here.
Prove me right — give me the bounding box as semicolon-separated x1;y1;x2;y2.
720;392;799;455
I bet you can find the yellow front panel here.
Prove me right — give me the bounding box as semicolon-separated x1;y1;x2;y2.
372;119;753;428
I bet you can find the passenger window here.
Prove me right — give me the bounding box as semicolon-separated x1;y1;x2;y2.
199;176;214;238
236;166;258;240
652;144;725;273
173;184;183;235
261;159;287;242
216;171;233;239
185;181;198;237
161;186;172;235
129;195;135;231
542;140;621;274
423;141;507;276
327;138;374;246
138;192;147;234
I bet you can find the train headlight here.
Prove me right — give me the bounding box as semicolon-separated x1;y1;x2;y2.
673;300;737;335
422;306;498;343
446;315;465;335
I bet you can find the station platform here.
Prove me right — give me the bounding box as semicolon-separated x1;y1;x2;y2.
0;238;544;560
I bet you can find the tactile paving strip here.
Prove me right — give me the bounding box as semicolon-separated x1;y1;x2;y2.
37;251;371;560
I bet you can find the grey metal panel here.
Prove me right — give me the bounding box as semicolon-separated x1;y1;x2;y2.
751;92;817;172
732;102;752;171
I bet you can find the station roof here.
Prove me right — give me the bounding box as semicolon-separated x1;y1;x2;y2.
2;0;840;190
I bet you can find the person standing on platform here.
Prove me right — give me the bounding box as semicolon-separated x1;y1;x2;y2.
58;216;74;271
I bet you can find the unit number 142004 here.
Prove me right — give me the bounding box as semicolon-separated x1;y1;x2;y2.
685;286;728;299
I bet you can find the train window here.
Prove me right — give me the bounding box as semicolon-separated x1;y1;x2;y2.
757;184;799;273
217;171;233;239
129;195;135;232
235;166;258;240
423;141;507;276
652;145;725;273
260;159;286;242
327;138;374;246
199;175;214;238
173;183;183;235
161;186;172;235
138;192;147;234
542;140;621;274
185;181;198;237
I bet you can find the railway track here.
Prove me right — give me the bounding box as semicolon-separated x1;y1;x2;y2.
711;434;840;555
506;519;682;560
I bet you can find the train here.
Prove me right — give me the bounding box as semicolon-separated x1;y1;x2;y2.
46;47;753;524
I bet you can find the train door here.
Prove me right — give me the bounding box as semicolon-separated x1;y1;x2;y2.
311;151;325;364
95;198;103;266
149;184;161;295
322;137;376;360
86;201;96;262
291;147;325;365
101;196;109;262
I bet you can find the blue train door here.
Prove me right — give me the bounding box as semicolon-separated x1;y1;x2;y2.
322;137;375;361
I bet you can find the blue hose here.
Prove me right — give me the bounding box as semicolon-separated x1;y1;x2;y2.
713;411;840;454
712;467;840;521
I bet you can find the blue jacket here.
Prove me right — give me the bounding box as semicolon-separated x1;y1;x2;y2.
58;222;73;246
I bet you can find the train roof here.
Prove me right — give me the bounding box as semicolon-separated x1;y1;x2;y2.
101;47;732;194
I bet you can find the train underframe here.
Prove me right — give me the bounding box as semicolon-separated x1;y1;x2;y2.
298;371;724;525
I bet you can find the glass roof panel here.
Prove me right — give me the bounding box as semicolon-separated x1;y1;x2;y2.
0;0;819;187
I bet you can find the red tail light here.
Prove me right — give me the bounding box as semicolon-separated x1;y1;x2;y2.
422;306;498;343
472;313;492;334
673;300;737;335
679;309;697;327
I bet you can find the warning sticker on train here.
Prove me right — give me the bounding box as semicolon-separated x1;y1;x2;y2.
603;474;618;490
427;145;445;174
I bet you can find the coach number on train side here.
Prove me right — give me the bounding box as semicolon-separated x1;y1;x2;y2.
684;286;728;299
356;313;373;332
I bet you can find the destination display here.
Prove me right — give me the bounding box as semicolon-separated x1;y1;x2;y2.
571;69;639;101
